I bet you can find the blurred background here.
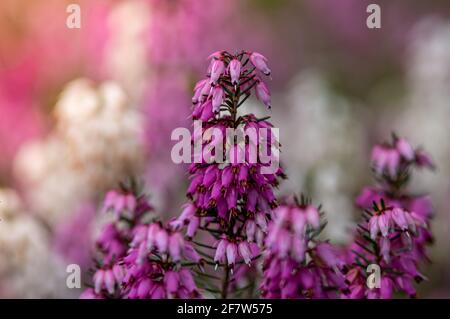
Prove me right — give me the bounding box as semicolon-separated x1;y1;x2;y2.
0;0;450;298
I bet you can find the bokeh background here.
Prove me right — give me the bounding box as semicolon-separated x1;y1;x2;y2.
1;0;450;298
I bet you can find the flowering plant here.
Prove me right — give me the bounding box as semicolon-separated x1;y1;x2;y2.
83;51;434;299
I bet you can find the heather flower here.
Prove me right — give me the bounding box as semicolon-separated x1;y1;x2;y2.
229;59;241;85
82;182;202;299
209;59;225;84
175;50;283;236
356;187;433;221
104;190;137;219
261;197;346;299
343;266;395;299
130;222;199;264
121;261;201;299
118;223;202;299
213;236;255;269
93;264;125;295
81;52;436;300
371;135;434;178
96;223;128;264
169;50;285;298
211;86;224;113
345;137;434;299
367;206;423;240
266;201;321;262
80;288;105;299
249;52;271;76
344;200;429;298
255;80;272;109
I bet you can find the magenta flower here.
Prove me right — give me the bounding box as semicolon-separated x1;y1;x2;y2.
229;59;241;85
130;222;199;264
249;52;271;76
255;80;272;109
344;136;434;299
266;201;321;262
169;50;283;298
371;135;434;177
121;260;201;299
81;182;201;299
261;197;346;299
211;86;224;113
82;50;435;300
396;138;414;161
209;59;225;84
80;288;104;299
104;190;137;219
119;222;202;299
93;264;125;295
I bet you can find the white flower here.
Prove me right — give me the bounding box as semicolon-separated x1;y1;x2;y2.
0;189;75;298
14;79;145;226
274;70;367;243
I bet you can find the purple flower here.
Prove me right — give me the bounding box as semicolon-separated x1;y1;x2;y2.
315;242;344;268
415;150;435;170
371;145;399;177
229;59;241;85
226;242;237;267
346;135;434;299
103;190;137;219
93;265;124;296
380;277;394;299
192;79;208;104
396;138;414;161
261;196;347;299
80;288;104;299
200;100;214;121
238;241;252;265
249;52;271;75
82;184;202;299
255;80;271;109
368;207;421;240
214;237;228;264
210;59;225;84
211;86;224;113
370;136;434;177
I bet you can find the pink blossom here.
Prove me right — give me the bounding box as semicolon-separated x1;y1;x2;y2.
249;52;271;75
255;80;271;109
229;59;241;84
210;59;225;84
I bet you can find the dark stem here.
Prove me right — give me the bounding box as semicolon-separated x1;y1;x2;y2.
220;83;241;299
221;264;231;299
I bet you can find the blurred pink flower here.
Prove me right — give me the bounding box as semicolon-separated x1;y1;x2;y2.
0;0;112;178
53;204;96;269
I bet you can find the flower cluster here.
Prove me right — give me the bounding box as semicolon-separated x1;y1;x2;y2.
371;135;434;180
343;136;434;299
119;223;201;299
81;182;201;299
169;50;286;297
82;52;435;300
261;196;346;298
13;79;144;228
